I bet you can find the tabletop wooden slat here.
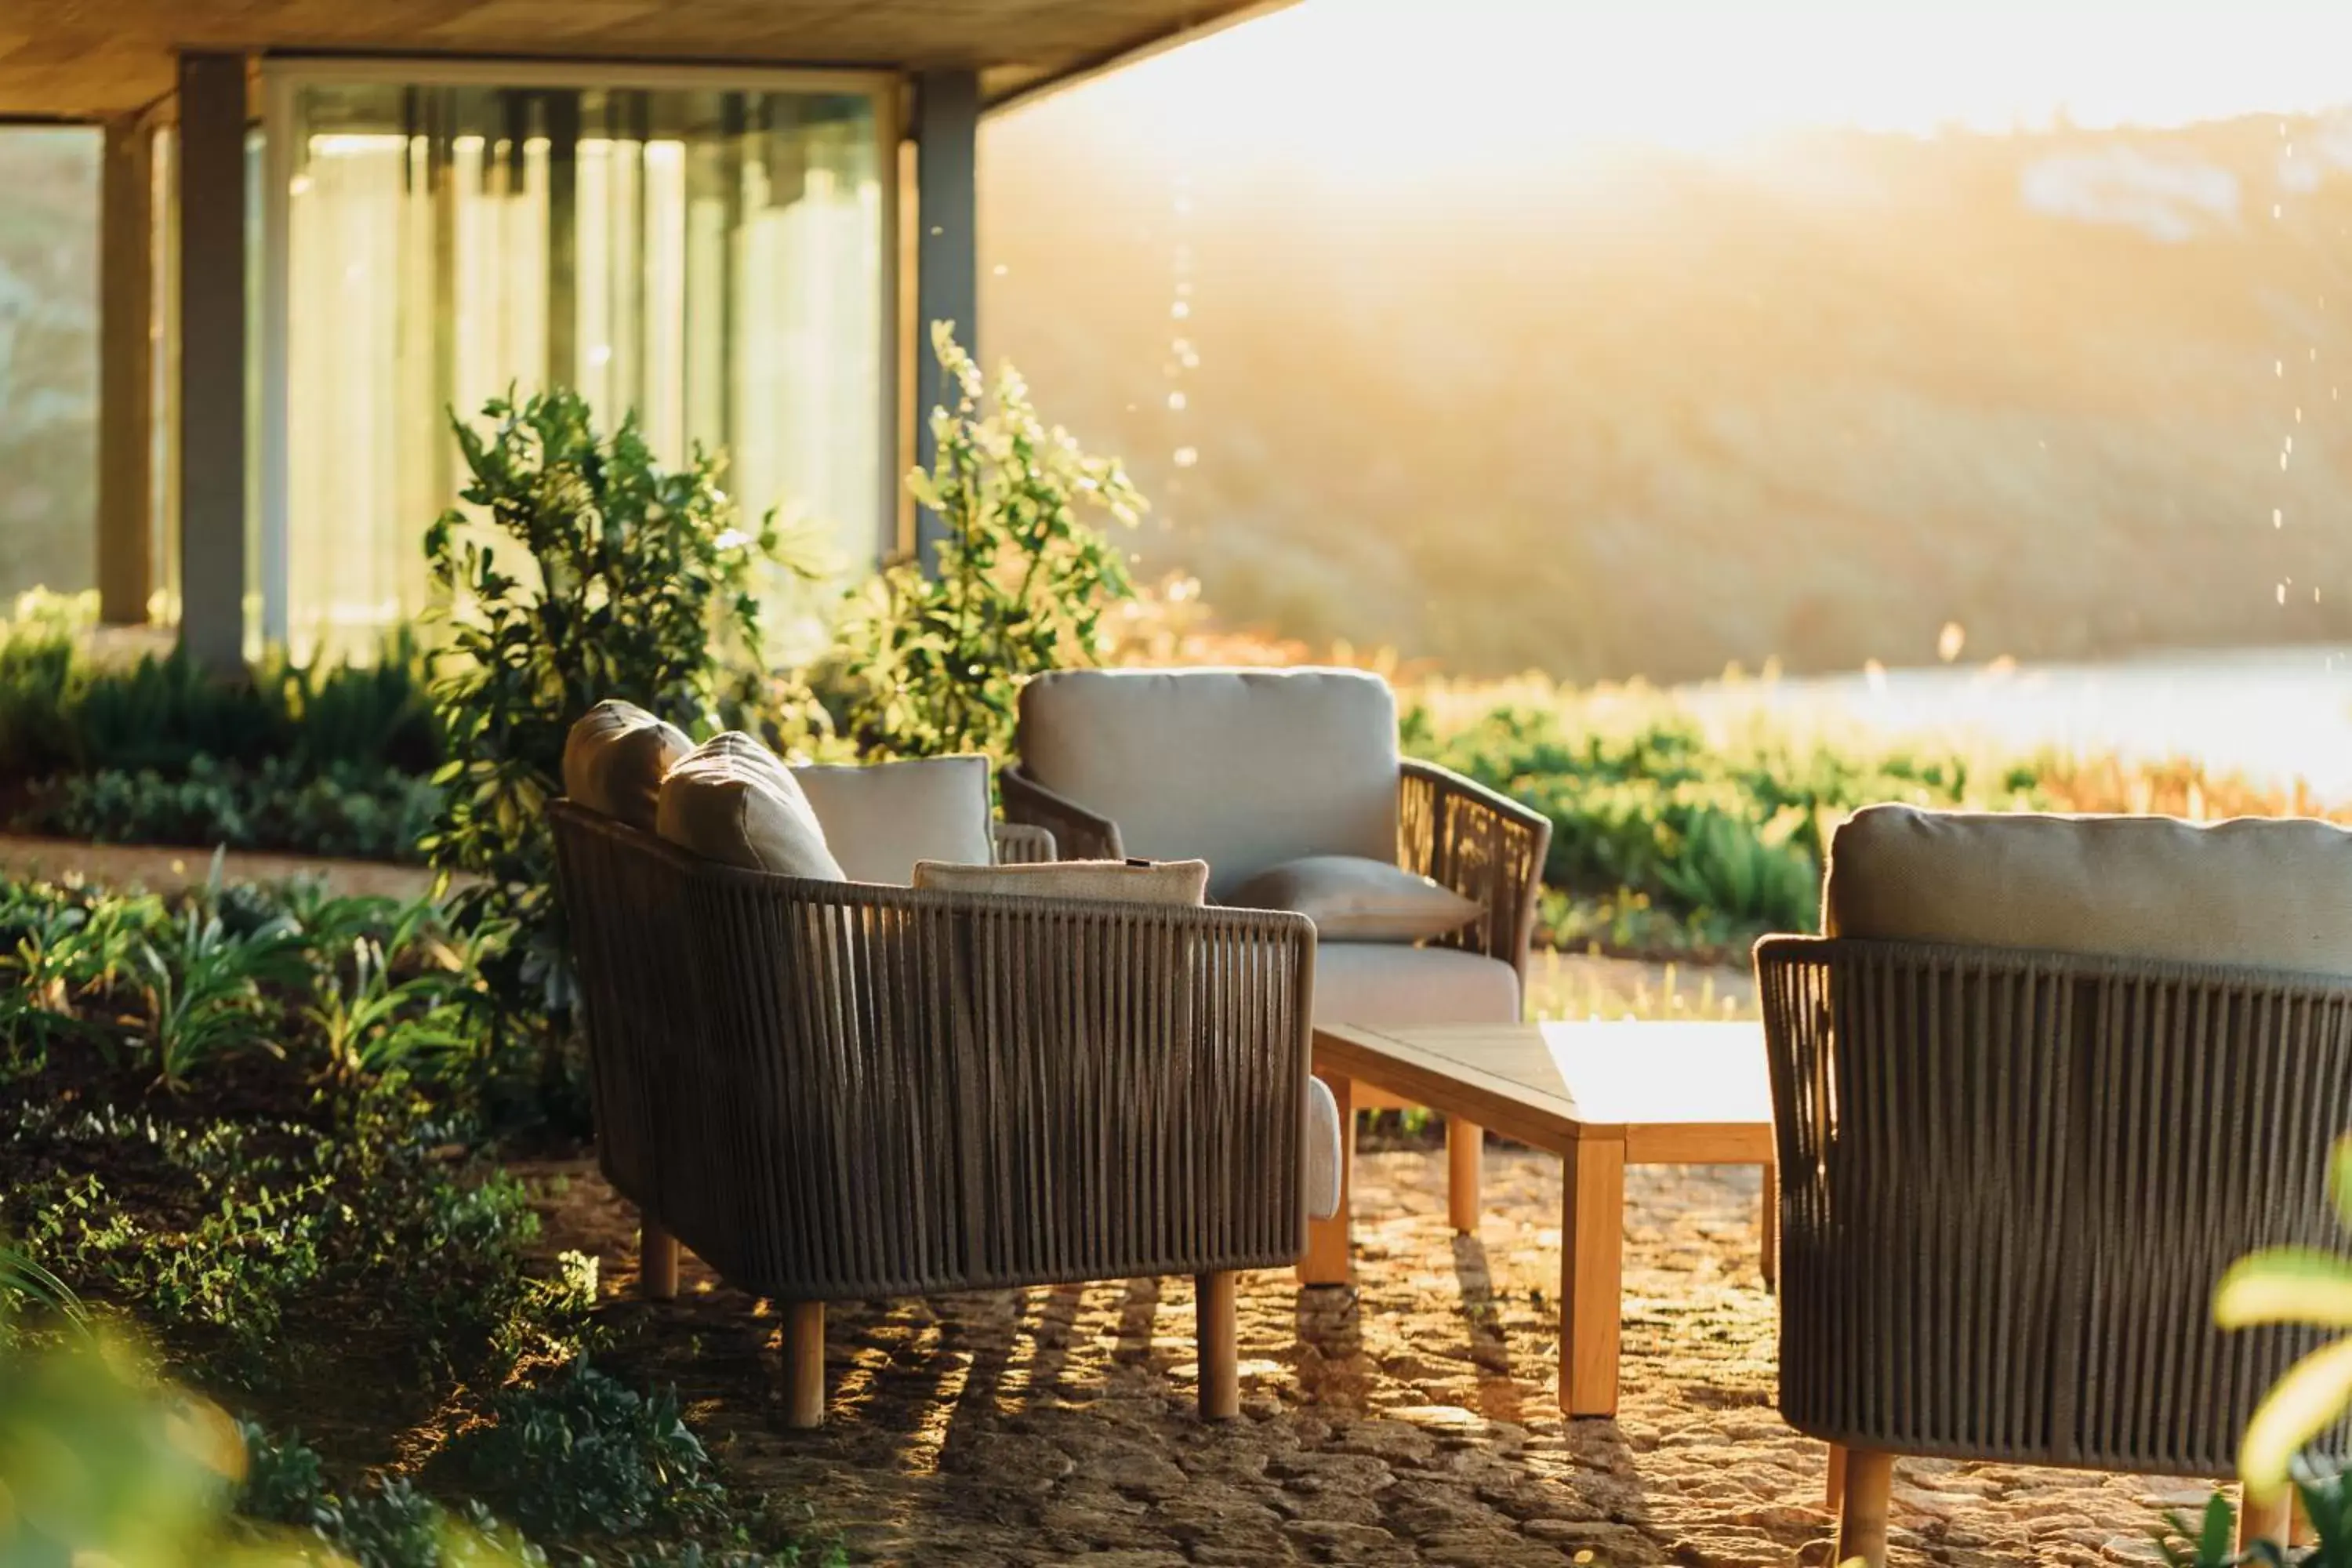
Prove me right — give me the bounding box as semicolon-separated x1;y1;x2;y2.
1313;1019;1774;1164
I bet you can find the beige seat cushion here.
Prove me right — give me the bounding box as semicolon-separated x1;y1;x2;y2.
1231;854;1480;942
1314;942;1521;1029
1305;1076;1343;1222
655;732;845;880
561;699;691;831
1018;667;1400;900
911;858;1210;906
793;755;994;885
1827;803;2352;973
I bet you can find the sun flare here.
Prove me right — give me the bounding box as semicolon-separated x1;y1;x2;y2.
1092;0;2352;174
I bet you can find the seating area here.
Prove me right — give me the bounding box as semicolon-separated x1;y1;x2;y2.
544;668;2352;1566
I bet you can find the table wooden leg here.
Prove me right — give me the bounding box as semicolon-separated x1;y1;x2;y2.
1301;1072;1355;1287
1448;1117;1482;1234
1558;1134;1626;1417
1759;1157;1779;1291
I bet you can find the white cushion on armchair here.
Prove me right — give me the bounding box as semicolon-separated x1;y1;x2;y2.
1018;667;1401;900
1306;1076;1343;1221
1314;943;1521;1029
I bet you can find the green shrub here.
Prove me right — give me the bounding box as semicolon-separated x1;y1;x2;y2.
445;1363;724;1542
272;626;445;775
1405;691;2049;951
15;755;444;862
836;322;1142;762
67;646;285;775
0;592;82;775
420;389;793;1046
3;1091;549;1391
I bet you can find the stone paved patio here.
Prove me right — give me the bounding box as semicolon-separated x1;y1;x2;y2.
542;1140;2220;1566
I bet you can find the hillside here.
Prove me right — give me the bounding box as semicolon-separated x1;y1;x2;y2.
982;106;2352;680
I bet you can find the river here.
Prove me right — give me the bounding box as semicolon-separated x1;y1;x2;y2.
1674;644;2352;800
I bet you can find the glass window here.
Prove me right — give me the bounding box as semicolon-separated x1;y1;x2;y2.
0;126;100;604
271;71;889;660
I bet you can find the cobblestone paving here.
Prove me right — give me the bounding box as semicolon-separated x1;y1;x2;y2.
543;1143;2216;1566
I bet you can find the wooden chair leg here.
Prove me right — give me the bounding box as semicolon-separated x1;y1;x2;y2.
781;1301;826;1428
1196;1270;1240;1420
1834;1447;1893;1568
1759;1158;1780;1291
640;1217;679;1302
2241;1487;2294;1555
1301;1074;1355;1287
1824;1442;1847;1512
1447;1117;1482;1234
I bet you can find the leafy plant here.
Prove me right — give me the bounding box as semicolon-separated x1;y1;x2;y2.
837;321;1143;762
134;900;312;1087
303;898;473;1082
16;754;445;862
0;1232;87;1330
0;1330;259;1566
2216;1135;2352;1508
420;389;794;1052
445;1363;724;1541
67;644;285;775
271;626;445;775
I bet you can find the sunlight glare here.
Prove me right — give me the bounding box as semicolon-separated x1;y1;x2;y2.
1111;0;2352;176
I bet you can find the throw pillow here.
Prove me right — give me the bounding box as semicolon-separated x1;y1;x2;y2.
793;755;995;885
911;858;1210;907
654;732;845;880
561;699;691;831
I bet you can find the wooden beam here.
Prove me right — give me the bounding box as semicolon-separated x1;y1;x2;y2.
97;117;154;624
176;51;248;671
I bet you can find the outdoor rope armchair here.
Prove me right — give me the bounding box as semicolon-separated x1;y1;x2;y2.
1757;803;2352;1566
549;800;1318;1428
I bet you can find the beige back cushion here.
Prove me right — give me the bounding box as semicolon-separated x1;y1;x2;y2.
561;699;692;831
1826;803;2352;974
654;732;845;880
912;858;1210;907
792;755;994;886
1018;667;1400;899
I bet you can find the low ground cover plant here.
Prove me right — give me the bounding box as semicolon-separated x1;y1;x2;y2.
0;867;837;1566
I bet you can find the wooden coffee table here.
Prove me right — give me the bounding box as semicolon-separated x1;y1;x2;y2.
1301;1019;1777;1418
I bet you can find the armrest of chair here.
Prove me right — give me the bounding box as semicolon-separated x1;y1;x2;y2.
990;821;1058;865
1000;764;1123;862
1398;757;1552;980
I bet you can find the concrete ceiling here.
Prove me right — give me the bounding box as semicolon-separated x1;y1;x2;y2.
0;0;1278;121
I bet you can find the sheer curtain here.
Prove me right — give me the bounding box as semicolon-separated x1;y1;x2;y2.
275;74;887;661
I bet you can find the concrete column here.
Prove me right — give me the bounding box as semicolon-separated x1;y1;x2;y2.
913;68;979;572
176;51;249;671
97;118;154;625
